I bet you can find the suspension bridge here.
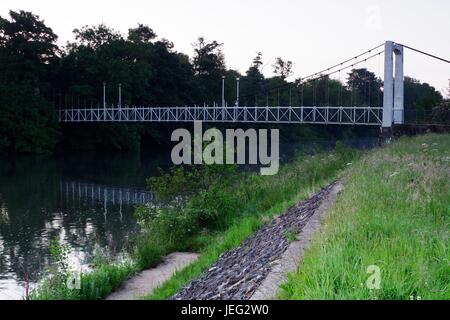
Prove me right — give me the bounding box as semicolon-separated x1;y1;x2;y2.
57;41;450;137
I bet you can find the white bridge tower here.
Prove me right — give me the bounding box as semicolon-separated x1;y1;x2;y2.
382;41;404;139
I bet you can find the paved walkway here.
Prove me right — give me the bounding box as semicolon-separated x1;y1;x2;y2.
106;252;200;300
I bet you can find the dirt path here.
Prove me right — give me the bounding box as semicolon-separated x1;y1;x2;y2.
106;252;200;300
171;181;342;300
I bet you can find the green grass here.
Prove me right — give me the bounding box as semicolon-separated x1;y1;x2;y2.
279;134;449;300
31;261;137;300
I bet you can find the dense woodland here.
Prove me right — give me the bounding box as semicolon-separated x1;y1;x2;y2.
0;10;445;153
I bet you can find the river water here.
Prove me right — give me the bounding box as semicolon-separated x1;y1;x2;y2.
0;137;377;299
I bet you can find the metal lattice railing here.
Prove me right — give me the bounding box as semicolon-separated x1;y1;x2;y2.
58;106;383;125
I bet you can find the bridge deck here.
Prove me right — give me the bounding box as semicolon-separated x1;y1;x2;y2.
58;106;382;126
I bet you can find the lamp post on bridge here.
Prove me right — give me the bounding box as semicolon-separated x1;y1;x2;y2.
118;83;122;109
222;76;225;108
103;81;107;121
236;77;240;107
103;81;106;109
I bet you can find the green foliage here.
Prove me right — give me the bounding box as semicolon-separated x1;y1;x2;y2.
430;101;450;123
335;140;356;162
134;164;239;268
347;68;383;106
284;229;298;243
147;164;237;203
31;240;137;300
0;10;60;153
404;76;443;111
49;239;70;277
272;57;293;79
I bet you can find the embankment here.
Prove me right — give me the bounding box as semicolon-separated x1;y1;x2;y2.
280;133;449;299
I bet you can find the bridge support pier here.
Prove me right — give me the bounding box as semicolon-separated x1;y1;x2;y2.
382;41;404;144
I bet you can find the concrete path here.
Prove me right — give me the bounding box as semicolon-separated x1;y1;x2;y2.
106;252;200;300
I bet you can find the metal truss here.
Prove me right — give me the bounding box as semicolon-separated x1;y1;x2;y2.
58;106;383;126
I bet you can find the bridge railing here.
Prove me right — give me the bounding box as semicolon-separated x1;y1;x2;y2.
58;106;383;125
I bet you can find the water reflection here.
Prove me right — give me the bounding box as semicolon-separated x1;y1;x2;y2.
60;180;153;207
0;152;169;299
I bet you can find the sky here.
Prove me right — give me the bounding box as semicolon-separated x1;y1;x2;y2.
1;0;449;95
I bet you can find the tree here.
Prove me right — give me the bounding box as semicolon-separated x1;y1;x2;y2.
447;80;450;100
192;37;225;76
192;37;226;103
347;68;382;107
241;52;265;104
72;24;122;49
128;24;157;43
272;57;293;79
59;23;199;150
404;76;442;111
0;10;60;152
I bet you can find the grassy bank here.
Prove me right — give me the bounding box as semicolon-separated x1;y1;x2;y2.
280;134;449;300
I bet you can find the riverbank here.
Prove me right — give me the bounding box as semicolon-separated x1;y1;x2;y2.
145;133;448;300
280;133;449;299
31;140;357;299
30;134;448;300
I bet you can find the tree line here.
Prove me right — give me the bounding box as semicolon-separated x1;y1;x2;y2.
0;10;444;153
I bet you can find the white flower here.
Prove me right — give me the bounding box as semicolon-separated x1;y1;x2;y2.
390;172;400;177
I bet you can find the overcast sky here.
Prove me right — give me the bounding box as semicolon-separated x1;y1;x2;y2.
1;0;449;95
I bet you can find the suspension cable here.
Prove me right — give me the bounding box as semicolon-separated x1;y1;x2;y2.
399;43;450;64
301;51;384;85
240;50;384;102
301;42;385;81
239;43;385;101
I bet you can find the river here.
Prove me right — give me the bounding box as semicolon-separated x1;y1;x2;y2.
0;137;377;299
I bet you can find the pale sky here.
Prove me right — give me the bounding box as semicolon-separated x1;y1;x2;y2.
1;0;449;95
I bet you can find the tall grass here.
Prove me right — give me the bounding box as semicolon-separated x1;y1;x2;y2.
280;134;449;300
31;248;137;300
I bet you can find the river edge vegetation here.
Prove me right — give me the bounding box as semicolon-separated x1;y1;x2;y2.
31;141;358;299
280;133;449;300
